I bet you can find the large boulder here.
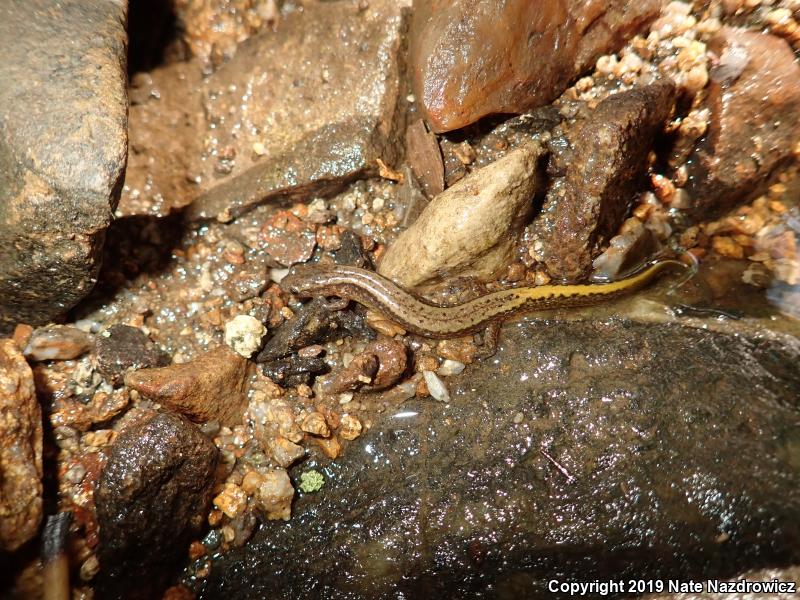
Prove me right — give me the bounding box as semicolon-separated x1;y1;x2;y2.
202;319;800;598
0;0;128;331
120;0;409;220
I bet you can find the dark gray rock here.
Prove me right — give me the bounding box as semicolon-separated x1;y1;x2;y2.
202;319;800;599
0;0;128;332
96;324;169;386
256;297;374;363
533;82;675;282
96;412;218;600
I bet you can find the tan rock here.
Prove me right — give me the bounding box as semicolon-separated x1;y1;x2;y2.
0;338;42;551
300;412;330;437
124;346;250;426
378;142;546;287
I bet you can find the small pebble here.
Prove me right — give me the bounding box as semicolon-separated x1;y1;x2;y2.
339;414;363;440
423;371;450;402
224;315;266;358
512;412;524;424
437;359;466;377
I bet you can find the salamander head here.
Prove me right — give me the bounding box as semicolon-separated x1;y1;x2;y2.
279;263;331;297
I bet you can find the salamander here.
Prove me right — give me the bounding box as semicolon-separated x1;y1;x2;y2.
280;259;688;339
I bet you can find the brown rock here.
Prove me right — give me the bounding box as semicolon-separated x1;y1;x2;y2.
410;0;661;132
379;142;547;287
260;211;317;267
95;412;218;599
120;0;408;220
406;119;445;198
688;28;800;216
0;1;128;330
124;346;250;426
96;324;169;386
0;339;42;551
534;83;675;281
324;338;408;394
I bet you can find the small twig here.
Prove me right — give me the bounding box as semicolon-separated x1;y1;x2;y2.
539;448;576;484
42;512;72;600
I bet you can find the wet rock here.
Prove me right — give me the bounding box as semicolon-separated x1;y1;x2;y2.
121;1;408;219
50;388;130;432
0;339;42;551
687;28;800;217
23;325;94;361
186;0;407;221
405;119;445;198
379;142;547;287
410;0;661;132
96;324;170;386
0;0;128;330
260;357;328;388
534;83;675;282
202;319;800;599
96;412;217;600
324;338;408;394
265;436;306;469
244;468;295;522
257;298;374;363
260;211;317;267
125;346;250;426
591;217;660;280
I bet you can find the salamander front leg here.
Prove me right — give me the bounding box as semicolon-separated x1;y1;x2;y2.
473;320;501;359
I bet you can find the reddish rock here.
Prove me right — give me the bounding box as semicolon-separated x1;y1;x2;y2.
534;83;675;282
124;346;250;426
324;338;408;393
406;119;445;198
688;28;800;216
410;0;661;132
0;338;42;551
260;211;317;267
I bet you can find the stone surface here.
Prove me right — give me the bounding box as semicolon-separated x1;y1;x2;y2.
0;0;128;331
96;324;170;386
0;339;42;551
405;119;444;198
410;0;661;132
120;0;408;219
533;83;675;282
687;28;800;217
202;319;800;599
124;346;250;426
23;325;94;362
96;412;218;599
379;142;547;287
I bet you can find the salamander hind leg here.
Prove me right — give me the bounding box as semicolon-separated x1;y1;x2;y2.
473;320;501;359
